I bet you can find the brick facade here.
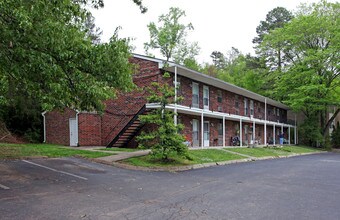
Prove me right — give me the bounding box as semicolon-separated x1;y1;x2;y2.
45;109;76;146
45;55;291;147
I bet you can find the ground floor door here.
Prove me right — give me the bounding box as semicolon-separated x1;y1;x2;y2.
192;119;199;147
204;121;210;147
69;118;78;146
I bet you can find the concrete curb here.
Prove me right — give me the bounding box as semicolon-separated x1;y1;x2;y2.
105;151;325;172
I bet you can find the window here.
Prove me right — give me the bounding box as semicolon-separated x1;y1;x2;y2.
250;100;254;116
175;76;181;91
203;85;209;109
235;95;239;108
276;108;280;116
273;107;276;116
244;98;248;116
217;90;222;103
192;82;199;108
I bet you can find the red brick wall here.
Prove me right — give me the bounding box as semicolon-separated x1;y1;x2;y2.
45;56;289;147
175;74;287;122
78;113;101;146
100;57;161;146
45;109;76;146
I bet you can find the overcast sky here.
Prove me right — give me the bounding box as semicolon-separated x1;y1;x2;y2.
91;0;327;64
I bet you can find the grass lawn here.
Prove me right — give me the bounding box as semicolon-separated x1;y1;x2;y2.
98;147;140;152
274;145;324;154
227;145;323;158
0;143;115;159
124;149;246;167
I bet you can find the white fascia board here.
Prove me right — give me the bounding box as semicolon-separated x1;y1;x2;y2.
145;103;294;128
132;53;176;69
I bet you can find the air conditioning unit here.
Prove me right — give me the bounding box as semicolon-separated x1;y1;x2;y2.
218;106;223;112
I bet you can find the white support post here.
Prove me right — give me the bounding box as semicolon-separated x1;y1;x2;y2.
201;110;204;149
264;98;267;145
281;124;284;145
273;124;276;145
240;119;243;147
174;66;178;125
253;120;255;144
288;126;291;145
223;116;226;147
294;114;297;145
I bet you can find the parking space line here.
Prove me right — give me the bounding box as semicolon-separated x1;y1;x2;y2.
22;160;88;180
0;183;10;190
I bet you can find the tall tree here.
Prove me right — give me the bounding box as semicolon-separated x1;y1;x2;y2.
210;51;226;69
254;7;293;72
137;73;189;161
206;48;265;95
262;0;340;146
144;7;200;65
83;12;103;44
0;0;134;112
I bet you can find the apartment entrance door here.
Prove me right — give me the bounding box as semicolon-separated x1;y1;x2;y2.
203;121;210;147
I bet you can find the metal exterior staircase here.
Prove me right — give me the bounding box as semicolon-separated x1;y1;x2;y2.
106;105;146;148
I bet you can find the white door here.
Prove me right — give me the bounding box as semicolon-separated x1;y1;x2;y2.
69;118;78;146
192;119;199;147
203;121;210;147
203;86;209;110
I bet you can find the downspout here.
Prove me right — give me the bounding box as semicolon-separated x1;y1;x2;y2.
41;111;47;143
240;119;243;147
76;110;80;147
294;114;297;145
264;98;267;145
174;66;178;125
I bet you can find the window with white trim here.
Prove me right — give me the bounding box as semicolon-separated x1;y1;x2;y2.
203;85;209;110
250;100;254;116
244;98;248;116
192;82;199;108
217;90;222;103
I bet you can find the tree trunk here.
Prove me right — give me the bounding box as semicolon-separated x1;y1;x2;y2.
323;108;340;138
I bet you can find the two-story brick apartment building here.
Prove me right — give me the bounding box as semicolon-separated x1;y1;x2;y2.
43;54;297;148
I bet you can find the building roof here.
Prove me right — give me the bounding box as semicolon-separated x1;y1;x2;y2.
133;54;290;110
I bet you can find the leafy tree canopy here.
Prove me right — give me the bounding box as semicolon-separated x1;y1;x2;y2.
262;0;339;144
144;7;200;65
0;0;135;112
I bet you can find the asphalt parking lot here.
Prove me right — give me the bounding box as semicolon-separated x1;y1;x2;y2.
1;153;340;220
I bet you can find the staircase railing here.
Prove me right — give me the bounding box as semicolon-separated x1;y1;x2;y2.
106;105;146;148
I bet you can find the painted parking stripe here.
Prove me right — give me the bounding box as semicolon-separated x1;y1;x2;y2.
0;183;10;190
22;160;88;180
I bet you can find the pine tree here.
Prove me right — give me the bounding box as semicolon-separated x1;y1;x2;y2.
137;72;189;161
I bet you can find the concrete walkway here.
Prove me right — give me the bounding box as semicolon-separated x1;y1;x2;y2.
221;148;256;160
94;150;150;164
75;146;151;164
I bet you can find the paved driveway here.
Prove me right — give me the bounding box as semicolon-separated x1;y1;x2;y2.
1;153;340;220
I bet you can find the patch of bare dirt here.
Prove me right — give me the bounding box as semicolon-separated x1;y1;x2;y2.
0;121;25;144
